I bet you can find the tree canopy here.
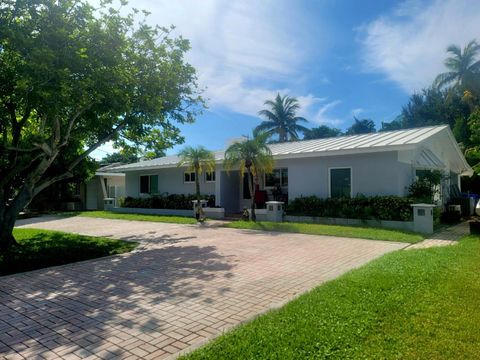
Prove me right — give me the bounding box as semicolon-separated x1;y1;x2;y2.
224;132;273;221
0;0;203;248
303;125;341;140
345;118;376;135
256;94;308;142
177;146;216;203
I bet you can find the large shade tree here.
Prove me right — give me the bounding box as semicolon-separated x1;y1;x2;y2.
0;0;203;249
223;132;274;221
256;94;308;142
177;146;216;208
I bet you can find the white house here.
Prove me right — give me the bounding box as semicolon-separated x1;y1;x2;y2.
84;163;125;210
106;125;472;213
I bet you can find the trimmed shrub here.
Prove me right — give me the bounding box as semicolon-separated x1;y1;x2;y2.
122;194;215;210
287;195;413;221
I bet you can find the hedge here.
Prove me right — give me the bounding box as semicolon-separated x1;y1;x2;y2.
122;194;215;210
287;195;414;221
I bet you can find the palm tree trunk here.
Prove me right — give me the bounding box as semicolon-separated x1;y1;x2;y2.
247;167;256;221
195;167;201;220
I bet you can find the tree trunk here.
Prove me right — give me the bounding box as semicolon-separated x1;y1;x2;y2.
0;206;19;251
247;167;256;221
195;167;201;203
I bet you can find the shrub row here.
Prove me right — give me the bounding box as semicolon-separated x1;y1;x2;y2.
122;194;215;210
287;195;414;221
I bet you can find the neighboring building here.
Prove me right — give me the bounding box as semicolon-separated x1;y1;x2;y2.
106;126;472;213
84;163;125;210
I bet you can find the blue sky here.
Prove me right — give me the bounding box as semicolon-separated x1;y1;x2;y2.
92;0;480;159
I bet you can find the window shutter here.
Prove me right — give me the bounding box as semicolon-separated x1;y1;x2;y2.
150;175;159;194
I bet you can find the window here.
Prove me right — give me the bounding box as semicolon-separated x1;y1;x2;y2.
330;168;351;198
139;175;158;194
205;171;216;182
265;168;288;187
184;172;196;183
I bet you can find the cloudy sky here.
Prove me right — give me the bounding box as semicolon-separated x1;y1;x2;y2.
92;0;480;158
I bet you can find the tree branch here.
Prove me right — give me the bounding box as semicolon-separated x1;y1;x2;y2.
59;106;90;148
67;120;127;171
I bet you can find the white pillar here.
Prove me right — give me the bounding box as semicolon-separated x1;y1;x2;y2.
411;203;435;234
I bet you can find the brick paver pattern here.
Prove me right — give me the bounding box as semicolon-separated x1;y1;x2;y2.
1;217;407;359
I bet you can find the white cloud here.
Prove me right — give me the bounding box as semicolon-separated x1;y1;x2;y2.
311;100;343;126
111;0;329;119
360;0;480;93
351;108;364;117
90;141;115;160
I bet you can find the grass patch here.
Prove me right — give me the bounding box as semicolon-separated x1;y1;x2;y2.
1;228;137;276
183;236;480;359
62;210;197;224
226;220;424;243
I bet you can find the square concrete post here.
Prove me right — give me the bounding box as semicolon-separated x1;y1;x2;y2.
266;201;284;222
411;203;436;234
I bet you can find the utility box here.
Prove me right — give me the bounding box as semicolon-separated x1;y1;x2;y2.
411;203;435;234
266;201;284;222
103;198;115;211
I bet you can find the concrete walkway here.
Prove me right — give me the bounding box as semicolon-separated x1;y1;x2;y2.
1;216;407;359
407;221;470;250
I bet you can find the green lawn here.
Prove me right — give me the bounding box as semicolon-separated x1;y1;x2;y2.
183;235;480;359
226;220;424;243
64;210;197;224
0;228;137;276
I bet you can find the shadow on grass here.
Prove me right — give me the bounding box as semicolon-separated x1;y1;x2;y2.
0;231;236;358
0;231;136;276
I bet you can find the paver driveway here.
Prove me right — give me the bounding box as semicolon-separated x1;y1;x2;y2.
2;217;407;359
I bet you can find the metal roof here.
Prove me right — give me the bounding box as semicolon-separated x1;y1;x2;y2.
414;148;445;170
110;125;452;172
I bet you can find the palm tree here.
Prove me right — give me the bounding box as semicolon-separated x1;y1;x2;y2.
434;40;480;90
256;93;309;142
223;132;274;221
345;117;376;135
177;146;216;218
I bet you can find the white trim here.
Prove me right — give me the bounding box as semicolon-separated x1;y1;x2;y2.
328;167;352;198
443;126;474;175
95;172;125;177
205;171;216;183
183;171;196;184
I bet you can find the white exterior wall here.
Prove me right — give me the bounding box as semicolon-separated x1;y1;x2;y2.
286;151;412;200
85;175;125;210
125;167;216;198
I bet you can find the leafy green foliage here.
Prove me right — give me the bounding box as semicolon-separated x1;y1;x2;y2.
122;194;215;209
256;93;309;142
303;125;341;140
0;0;203;246
434;40;480;91
407;170;443;202
345;117;376;135
226;221;423;243
100;152;139;165
177;146;216;202
0;228;136;275
287;195;414;221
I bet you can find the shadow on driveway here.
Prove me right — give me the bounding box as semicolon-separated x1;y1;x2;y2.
0;238;236;358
